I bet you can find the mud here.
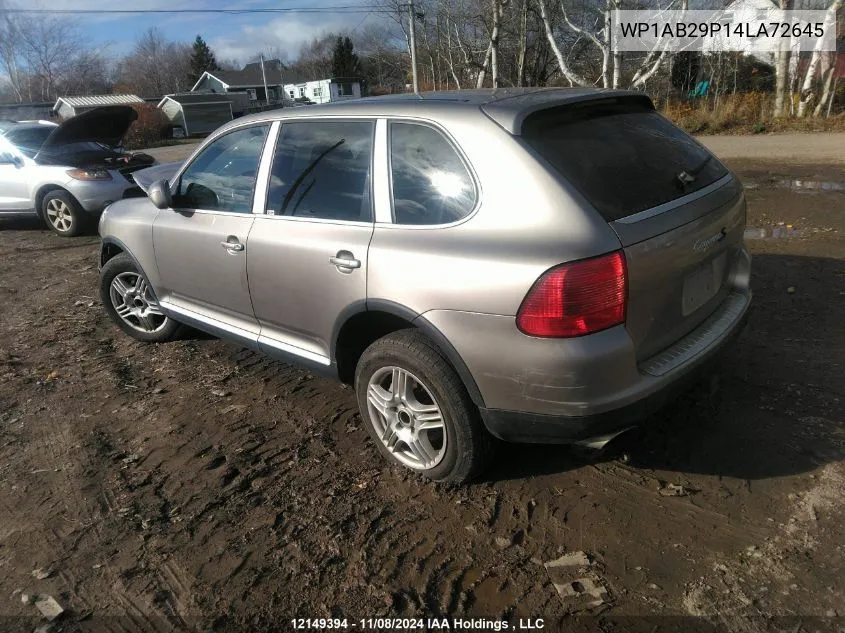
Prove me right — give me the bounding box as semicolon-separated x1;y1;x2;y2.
0;159;843;632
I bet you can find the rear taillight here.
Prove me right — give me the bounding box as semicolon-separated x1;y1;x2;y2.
516;251;627;338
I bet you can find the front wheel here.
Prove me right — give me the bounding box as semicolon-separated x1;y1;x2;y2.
42;190;89;237
354;329;494;483
99;253;182;343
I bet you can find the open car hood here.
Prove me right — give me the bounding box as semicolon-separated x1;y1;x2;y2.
39;105;137;151
131;161;182;194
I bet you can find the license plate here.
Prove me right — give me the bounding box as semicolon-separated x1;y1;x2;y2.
682;256;725;316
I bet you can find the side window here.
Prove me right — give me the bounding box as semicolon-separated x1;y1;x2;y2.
389;122;476;225
175;124;270;213
266;120;374;222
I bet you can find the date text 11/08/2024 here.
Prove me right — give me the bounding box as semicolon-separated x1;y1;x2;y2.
291;618;546;630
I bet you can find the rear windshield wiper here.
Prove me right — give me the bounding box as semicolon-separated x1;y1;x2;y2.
677;155;712;187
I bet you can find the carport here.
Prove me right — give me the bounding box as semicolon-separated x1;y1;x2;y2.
157;93;234;137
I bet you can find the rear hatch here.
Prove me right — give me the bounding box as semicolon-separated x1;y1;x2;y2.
521;97;746;360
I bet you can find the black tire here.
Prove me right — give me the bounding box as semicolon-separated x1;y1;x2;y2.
99;253;182;343
354;329;495;483
41;189;90;237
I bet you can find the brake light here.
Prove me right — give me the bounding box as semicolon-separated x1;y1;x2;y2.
516;251;627;338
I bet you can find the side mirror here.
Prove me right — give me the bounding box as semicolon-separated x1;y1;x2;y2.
148;179;173;209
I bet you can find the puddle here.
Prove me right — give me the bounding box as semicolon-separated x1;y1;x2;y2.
746;180;845;193
744;226;802;240
777;179;845;192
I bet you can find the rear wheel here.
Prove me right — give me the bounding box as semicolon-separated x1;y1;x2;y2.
99;253;182;343
42;190;88;237
355;329;494;483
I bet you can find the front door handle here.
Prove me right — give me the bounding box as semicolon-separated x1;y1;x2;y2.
220;239;244;253
330;250;361;271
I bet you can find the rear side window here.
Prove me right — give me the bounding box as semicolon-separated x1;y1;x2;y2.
522;101;728;221
390;122;476;225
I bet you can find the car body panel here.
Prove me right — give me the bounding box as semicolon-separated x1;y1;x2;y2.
248;217;373;363
37;105;137;153
152;209;258;338
132;162;182;194
367;113;622;317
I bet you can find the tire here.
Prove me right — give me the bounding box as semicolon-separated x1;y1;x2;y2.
99;253;182;343
42;190;89;237
354;329;494;483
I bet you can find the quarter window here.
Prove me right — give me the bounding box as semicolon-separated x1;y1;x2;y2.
389;122;476;225
267;121;374;222
175;124;270;214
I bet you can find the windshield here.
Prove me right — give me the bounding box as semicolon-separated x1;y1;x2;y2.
521;101;729;222
4;126;54;158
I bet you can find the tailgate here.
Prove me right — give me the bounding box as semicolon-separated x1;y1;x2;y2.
612;176;746;360
519;96;747;361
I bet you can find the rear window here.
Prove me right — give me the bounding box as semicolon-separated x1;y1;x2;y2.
522;101;728;222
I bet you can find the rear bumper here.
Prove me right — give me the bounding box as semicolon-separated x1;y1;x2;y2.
478;293;750;444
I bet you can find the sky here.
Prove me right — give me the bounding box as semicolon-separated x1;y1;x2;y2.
31;0;389;65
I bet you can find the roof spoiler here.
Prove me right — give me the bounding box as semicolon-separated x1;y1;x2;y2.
481;90;654;135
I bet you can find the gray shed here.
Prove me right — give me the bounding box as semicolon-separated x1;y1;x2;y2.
157;93;233;136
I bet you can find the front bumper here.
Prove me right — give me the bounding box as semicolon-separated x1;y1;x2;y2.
65;173;140;214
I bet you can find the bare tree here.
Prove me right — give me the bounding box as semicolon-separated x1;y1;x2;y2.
774;0;793;116
797;0;842;117
538;0;590;85
116;28;191;96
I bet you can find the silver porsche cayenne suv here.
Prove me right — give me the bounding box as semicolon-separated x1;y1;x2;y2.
98;88;751;483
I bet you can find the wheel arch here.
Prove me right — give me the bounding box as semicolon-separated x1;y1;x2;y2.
34;185;80;221
99;237;172;321
332;299;486;408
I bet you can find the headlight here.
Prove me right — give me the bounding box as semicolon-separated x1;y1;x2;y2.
66;168;112;181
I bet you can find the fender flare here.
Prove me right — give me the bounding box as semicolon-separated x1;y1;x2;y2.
331;299;486;408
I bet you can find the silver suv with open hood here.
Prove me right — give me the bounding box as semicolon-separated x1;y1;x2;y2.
0;105;155;236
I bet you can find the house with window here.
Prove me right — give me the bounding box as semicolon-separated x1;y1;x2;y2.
191;60;362;107
281;74;362;104
191;59;285;108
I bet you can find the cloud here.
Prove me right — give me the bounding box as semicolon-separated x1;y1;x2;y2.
209;13;368;65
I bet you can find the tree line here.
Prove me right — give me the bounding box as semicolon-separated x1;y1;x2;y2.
0;0;842;119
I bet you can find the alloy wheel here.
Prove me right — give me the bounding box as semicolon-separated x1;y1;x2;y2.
366;366;447;470
108;272;167;333
45;199;74;233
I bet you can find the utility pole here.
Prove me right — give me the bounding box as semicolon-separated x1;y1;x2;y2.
407;2;419;93
260;54;270;105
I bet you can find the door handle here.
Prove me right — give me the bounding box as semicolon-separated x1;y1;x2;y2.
330;251;361;270
220;240;244;252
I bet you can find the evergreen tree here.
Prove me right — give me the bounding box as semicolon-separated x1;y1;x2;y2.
331;36;360;77
188;35;220;86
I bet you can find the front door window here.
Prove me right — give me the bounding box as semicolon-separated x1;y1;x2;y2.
175;124;270;214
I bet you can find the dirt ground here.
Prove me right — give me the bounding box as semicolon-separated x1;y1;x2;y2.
1;147;844;632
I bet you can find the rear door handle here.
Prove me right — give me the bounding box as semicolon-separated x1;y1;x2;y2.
330;250;361;270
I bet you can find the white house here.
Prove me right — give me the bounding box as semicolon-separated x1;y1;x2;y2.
282;77;362;104
191;60;362;107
